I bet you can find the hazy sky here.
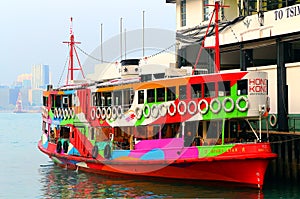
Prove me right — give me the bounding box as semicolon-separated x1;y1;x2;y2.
0;0;175;86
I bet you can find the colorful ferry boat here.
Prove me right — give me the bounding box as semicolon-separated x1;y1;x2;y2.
38;1;277;189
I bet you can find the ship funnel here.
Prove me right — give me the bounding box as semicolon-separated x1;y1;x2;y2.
120;59;140;78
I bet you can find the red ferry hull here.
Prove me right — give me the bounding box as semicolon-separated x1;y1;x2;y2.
38;141;276;189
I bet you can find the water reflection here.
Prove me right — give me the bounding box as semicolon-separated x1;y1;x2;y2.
39;165;263;198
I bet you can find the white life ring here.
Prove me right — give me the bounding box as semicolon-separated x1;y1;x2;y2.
106;107;112;119
143;104;151;118
168;102;176;116
158;103;167;117
64;108;69;120
135;106;143;120
177;101;187;115
210;98;222;114
58;108;63;119
117;106;123;119
111;106;118;120
223;97;235;113
54;108;58;119
96;107;101;119
90;107;96;120
187;101;197;115
101;107;106;120
198;99;209;115
236;96;249;112
151;104;159;118
269;114;277;127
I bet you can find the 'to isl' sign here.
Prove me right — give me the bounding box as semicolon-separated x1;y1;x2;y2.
249;78;267;94
274;4;300;20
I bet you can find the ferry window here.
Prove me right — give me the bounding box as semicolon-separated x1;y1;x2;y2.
218;81;231;96
55;95;62;108
204;82;215;97
43;96;48;106
123;89;131;110
113;90;122;106
179;85;187;100
103;92;112;106
147;89;155;103
167;86;176;101
237;79;248;95
191;84;202;98
96;92;102;106
161;123;182;138
180;0;186;26
156;88;165;102
138;90;144;104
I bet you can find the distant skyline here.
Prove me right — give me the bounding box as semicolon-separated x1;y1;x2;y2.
0;0;175;86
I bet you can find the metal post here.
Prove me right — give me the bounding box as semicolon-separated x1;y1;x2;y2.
100;23;103;63
143;10;145;58
120;17;123;60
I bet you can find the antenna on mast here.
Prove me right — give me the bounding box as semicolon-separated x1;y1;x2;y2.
63;17;85;85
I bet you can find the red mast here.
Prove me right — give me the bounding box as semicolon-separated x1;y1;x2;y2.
193;1;228;74
63;17;85;85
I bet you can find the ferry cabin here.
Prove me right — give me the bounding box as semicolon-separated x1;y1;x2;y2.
42;66;269;156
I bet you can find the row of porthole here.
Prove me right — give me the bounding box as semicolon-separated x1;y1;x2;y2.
90;106;123;121
53;107;76;120
135;96;249;119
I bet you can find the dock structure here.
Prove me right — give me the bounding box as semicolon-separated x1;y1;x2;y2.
166;0;300;133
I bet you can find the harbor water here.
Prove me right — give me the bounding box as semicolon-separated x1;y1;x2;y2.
0;113;299;198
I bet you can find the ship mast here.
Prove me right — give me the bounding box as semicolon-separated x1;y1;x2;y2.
193;1;228;74
63;17;85;85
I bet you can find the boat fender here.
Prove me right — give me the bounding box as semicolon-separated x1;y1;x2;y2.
151;104;159;118
198;99;209;115
177;101;187;115
135;106;143;120
187;101;197;115
63;141;69;153
236;96;249;112
210;98;222;114
96;107;102;119
269;114;277;127
168;102;176;116
56;140;62;153
158;103;167;117
92;145;99;159
117;106;123;119
101;107;106;120
106;107;112;120
111;106;118;120
90;107;96;120
104;144;111;159
223;97;235;113
143;104;151;118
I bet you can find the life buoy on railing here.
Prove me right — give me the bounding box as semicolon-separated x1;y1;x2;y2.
135;106;143;120
111;106;118;120
223;97;235;113
64;108;69;120
269;114;277;127
58;108;63;119
151;104;159;118
106;107;112;120
63;141;69;153
90;107;96;120
177;101;187;115
101;107;106;120
187;101;197;115
117;106;123;119
198;99;209;115
236;96;249;112
96;107;102;119
104;144;111;159
143;104;151;118
158;103;167;117
168;102;176;116
210;98;222;114
92;145;99;159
